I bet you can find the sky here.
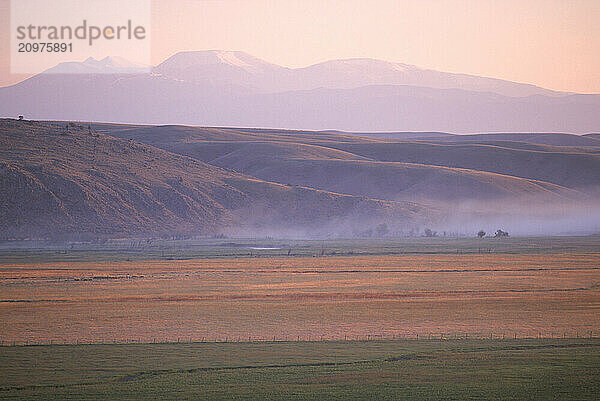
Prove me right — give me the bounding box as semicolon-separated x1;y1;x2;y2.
1;0;599;93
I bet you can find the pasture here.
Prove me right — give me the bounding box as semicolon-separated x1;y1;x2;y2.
1;236;599;399
1;236;599;344
1;338;599;400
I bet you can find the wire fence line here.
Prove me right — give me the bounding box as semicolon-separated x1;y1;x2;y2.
2;330;599;347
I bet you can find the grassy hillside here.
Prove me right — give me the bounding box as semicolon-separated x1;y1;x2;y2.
416;132;600;147
5;120;597;238
208;157;583;203
91;124;382;145
324;141;600;191
0;120;429;239
99;123;600;199
415;140;600;154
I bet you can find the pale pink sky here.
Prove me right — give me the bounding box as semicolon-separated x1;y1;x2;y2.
1;0;599;93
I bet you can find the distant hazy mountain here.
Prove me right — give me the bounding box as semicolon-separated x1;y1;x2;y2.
1;50;599;133
153;50;286;91
154;51;563;97
45;56;149;74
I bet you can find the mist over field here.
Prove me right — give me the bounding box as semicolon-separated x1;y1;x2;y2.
219;198;600;240
433;199;600;237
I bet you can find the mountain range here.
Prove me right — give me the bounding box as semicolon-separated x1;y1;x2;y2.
1;50;599;133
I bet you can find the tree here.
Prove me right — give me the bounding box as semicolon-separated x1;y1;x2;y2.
424;228;437;237
494;229;509;238
477;230;486;238
18;115;24;120
375;223;389;237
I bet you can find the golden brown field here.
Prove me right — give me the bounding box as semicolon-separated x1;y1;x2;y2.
1;252;599;344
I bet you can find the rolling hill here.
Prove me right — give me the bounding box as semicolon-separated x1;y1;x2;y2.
2;119;599;238
0;120;431;240
89;122;600;236
100;124;600;196
207;157;583;204
414;132;600;147
323;141;600;192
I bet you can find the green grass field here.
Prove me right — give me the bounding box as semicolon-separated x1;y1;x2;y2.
1;339;599;400
1;235;599;264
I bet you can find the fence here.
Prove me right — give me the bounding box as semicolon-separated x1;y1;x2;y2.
2;330;599;347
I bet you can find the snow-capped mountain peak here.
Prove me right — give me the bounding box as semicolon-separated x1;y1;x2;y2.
155;50;285;73
43;56;149;74
214;51;252;68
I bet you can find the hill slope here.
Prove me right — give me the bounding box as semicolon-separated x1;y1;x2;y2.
324;141;600;192
415;132;600;147
208;157;583;203
0;120;430;239
101;124;600;197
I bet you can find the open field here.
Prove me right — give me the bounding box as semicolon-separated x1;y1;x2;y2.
1;338;599;400
2;235;599;263
1;237;599;344
2;237;599;399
